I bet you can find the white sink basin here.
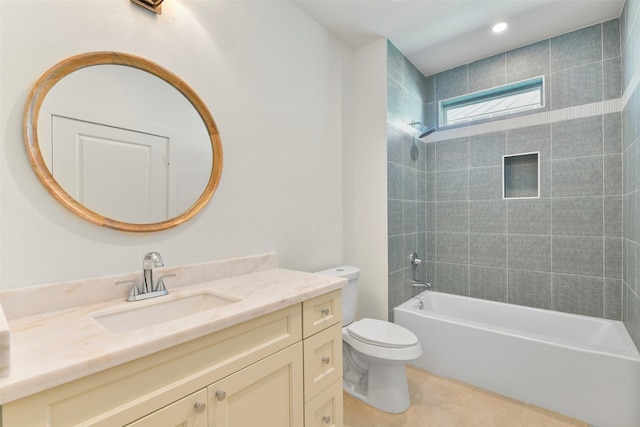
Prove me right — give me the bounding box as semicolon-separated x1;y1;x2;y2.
93;292;240;334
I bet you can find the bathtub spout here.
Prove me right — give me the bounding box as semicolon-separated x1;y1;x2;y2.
412;283;431;302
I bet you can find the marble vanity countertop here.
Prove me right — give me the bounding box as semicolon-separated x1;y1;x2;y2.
0;261;345;404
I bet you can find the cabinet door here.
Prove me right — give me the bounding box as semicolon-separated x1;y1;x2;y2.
125;389;208;427
208;342;303;427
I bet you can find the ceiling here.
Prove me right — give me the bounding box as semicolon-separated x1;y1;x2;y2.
293;0;625;76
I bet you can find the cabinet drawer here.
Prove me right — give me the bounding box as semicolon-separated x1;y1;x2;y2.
304;379;343;427
303;323;342;401
303;290;341;338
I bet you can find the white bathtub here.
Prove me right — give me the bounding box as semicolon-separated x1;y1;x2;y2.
394;291;640;427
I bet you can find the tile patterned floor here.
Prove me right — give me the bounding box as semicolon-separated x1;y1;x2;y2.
343;366;589;427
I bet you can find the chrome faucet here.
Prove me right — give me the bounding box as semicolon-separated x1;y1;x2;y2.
118;252;175;302
409;251;432;292
142;252;164;293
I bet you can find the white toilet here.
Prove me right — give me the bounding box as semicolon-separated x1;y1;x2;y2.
316;266;422;413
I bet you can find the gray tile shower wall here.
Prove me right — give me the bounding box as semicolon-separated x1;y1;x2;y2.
423;113;622;320
621;0;640;350
387;40;428;127
387;41;428;321
422;18;625;321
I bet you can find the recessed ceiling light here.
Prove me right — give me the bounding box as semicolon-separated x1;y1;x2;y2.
492;22;508;33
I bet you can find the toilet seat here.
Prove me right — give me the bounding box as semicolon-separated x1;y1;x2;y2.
343;318;422;362
347;318;418;348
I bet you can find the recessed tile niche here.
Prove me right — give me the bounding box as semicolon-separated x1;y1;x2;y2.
503;152;540;199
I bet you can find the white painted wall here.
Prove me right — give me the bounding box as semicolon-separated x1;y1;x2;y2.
0;0;352;289
343;39;389;321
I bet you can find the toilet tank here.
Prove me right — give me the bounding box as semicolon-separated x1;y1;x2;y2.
315;266;360;325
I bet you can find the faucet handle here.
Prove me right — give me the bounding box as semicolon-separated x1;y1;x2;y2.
409;252;423;265
116;280;140;301
155;274;176;292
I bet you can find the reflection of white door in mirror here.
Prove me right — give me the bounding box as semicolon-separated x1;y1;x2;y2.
51;116;177;224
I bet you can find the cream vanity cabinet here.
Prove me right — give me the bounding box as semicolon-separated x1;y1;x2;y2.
301;290;343;427
1;290;343;427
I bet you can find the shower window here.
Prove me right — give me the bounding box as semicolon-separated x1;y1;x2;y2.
440;76;544;126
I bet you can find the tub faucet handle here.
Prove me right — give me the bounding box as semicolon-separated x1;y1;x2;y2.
410;252;423;265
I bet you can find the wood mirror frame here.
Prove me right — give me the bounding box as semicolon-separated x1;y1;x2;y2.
23;52;223;232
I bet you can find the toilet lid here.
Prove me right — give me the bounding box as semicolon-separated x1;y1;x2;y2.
347;318;419;348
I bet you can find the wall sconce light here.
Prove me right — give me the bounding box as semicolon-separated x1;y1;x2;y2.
131;0;164;15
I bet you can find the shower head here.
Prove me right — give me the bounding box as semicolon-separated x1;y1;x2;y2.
409;121;437;139
418;127;436;138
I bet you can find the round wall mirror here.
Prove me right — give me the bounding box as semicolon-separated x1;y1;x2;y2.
23;52;223;232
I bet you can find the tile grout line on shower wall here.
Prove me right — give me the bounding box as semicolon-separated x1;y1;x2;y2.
549;123;554;312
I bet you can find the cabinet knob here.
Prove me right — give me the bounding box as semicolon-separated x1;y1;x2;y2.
323;415;331;424
216;390;227;401
321;308;330;316
194;401;206;414
322;357;331;364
